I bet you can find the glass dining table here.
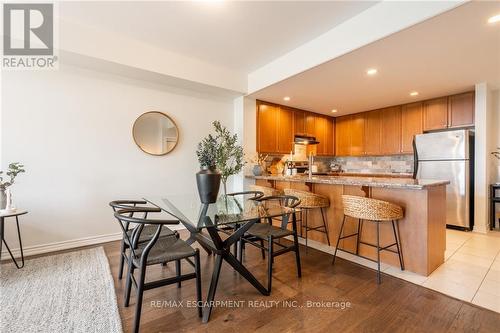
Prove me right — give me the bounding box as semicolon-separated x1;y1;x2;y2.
144;193;298;323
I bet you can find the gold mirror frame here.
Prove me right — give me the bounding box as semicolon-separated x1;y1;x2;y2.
132;111;179;156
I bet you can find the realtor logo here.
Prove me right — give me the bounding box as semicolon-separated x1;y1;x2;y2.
2;3;57;69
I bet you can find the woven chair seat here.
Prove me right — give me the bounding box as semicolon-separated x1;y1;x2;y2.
249;185;283;197
132;236;196;266
283;188;329;209
246;223;294;239
342;195;403;221
125;225;176;245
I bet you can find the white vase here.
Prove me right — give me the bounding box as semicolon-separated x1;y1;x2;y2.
497;165;500;183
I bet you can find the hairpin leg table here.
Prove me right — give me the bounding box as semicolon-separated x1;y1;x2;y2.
0;210;28;269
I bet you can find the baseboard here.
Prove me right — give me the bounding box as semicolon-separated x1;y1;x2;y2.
1;232;123;261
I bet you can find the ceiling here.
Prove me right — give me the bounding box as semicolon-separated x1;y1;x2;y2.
60;1;378;73
250;1;500;116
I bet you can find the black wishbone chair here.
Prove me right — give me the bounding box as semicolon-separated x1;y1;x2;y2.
238;195;302;292
109;200;177;279
217;191;264;258
114;207;202;333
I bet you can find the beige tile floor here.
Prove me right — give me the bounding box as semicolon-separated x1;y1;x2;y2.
301;229;500;313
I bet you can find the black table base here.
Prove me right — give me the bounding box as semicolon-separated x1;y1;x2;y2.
0;215;25;269
195;213;270;323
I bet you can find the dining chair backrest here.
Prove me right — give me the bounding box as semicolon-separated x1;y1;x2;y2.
113;207;180;261
226;191;264;213
256;195;300;229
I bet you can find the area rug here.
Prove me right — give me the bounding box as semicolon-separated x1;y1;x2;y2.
0;247;122;332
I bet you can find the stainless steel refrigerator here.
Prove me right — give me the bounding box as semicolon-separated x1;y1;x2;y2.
414;129;474;230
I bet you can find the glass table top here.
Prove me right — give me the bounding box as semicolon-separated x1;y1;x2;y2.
145;194;297;230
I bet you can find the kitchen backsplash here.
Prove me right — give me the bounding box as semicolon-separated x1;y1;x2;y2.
260;154;414;175
332;155;414;174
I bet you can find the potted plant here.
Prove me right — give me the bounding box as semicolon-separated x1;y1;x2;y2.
196;133;221;204
212;121;245;197
0;162;25;210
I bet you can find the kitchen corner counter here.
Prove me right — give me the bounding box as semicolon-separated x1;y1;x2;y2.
246;175;449;190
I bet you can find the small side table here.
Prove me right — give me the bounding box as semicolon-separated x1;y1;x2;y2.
0;210;28;268
490;184;500;230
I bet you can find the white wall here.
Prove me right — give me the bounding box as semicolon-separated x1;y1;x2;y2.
474;83;497;233
1;64;235;253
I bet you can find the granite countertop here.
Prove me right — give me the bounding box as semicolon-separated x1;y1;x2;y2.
247;174;450;190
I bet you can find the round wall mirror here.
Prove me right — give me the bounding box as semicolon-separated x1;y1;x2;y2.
132;111;179;155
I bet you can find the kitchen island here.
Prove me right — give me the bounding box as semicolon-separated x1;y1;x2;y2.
247;174;450;276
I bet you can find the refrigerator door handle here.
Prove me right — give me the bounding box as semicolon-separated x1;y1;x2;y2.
412;136;418;179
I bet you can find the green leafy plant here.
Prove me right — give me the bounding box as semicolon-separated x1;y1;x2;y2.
0;162;25;189
196;134;218;169
196;121;245;196
212;121;245;196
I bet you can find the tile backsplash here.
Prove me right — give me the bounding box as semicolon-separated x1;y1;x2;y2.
259;154;414;175
332;155;414;174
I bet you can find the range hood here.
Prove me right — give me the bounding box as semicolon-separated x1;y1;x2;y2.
294;135;319;145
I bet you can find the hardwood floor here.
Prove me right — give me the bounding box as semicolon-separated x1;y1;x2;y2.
99;232;500;333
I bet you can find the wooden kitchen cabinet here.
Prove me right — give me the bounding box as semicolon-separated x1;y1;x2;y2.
325;117;335;156
401;102;423;154
423;97;448;131
350;113;366;156
335;115;351;156
448;92;474;128
305;112;316;137
364;109;381;155
277;106;294;153
257;102;278;153
312;115;335;156
380;106;402;154
294;109;306;136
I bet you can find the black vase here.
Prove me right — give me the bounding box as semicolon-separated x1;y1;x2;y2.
196;167;221;204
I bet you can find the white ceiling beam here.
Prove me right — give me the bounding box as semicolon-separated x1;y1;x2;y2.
247;0;468;94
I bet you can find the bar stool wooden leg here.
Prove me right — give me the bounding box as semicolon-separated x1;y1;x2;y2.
376;221;381;284
332;215;346;265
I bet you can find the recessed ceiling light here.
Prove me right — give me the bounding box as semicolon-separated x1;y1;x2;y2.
366;68;378;76
331;109;338;113
283;96;290;101
410;91;419;96
488;14;500;24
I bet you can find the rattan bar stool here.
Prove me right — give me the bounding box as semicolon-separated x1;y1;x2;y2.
332;195;405;284
249;185;283;197
283;188;331;251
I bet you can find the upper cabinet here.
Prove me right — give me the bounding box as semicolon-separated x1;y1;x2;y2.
423;97;448;131
335;115;351;156
294;110;306;136
313;115;335;156
350;113;366;156
423;92;474;131
380;106;401;155
401;102;423;154
448;92;474;128
258;92;474;157
257;102;278;153
277;106;294;154
256;101;335;156
364;110;382;156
